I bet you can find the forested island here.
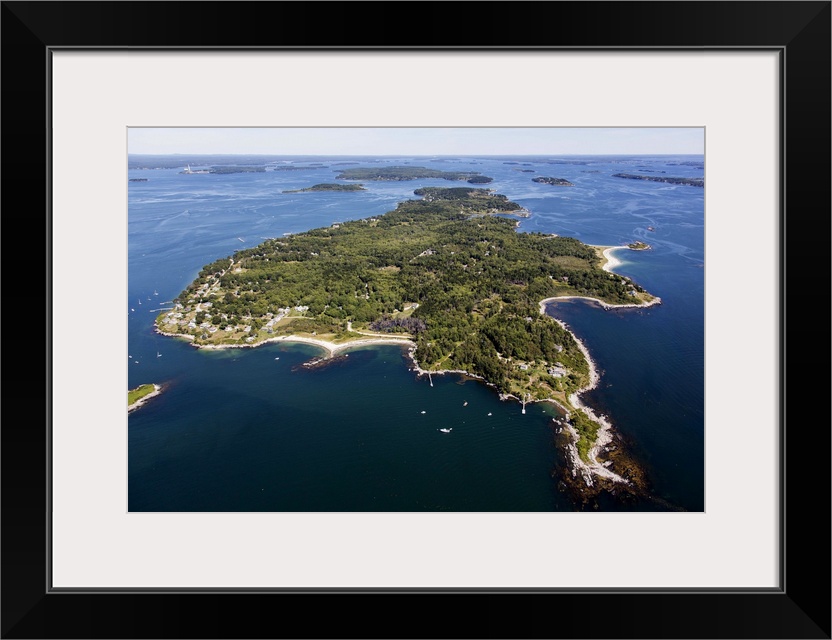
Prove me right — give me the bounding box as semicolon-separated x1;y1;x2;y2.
335;166;493;184
532;176;575;186
155;187;659;495
283;183;367;193
628;241;651;250
613;173;704;187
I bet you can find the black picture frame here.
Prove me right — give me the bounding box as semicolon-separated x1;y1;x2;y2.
3;1;829;638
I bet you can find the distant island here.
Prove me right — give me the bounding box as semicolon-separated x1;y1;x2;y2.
283;183;367;193
667;161;704;169
128;383;161;412
180;165;265;175
628;241;651;250
532;176;575;186
156;187;660;496
335;165;493;184
128;178;148;182
271;165;327;171
613;173;704;187
207;166;266;174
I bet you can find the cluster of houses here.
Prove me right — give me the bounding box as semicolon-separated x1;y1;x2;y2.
162;301;316;342
516;357;567;378
516;364;566;377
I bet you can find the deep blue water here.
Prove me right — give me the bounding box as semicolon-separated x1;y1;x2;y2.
128;155;704;511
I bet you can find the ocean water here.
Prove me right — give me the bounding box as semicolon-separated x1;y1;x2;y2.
128;155;704;512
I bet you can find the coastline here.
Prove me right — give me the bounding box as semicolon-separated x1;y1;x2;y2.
157;326;417;356
539;243;663;487
544;314;628;487
538;294;662;313
155;243;656;490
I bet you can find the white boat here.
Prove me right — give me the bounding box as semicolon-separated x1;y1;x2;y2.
439;428;452;433
420;411;426;414
157;352;162;358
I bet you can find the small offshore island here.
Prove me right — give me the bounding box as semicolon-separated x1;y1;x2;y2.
532;176;575;187
128;383;162;413
155;186;660;500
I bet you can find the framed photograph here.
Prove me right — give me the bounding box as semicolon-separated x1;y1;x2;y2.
4;1;829;638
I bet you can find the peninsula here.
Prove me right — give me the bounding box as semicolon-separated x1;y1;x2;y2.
155;187;659;495
283;183;367;193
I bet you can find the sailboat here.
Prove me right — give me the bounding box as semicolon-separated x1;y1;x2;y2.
157;352;162;358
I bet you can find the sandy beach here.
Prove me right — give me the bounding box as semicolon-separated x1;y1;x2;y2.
601;245;625;272
275;334;416;357
186;331;416;356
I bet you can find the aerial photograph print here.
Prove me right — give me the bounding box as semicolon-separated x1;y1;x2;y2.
127;127;704;512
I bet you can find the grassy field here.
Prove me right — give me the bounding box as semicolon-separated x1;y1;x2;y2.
128;383;157;406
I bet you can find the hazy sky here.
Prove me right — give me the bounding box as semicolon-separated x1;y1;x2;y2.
128;127;704;156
